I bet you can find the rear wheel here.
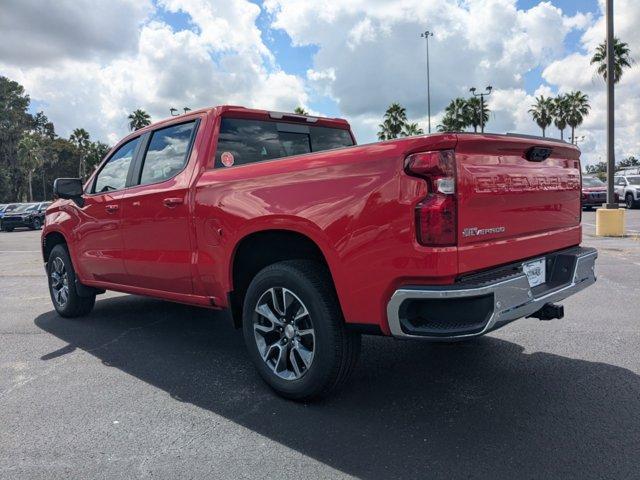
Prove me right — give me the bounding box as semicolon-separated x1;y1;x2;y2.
47;244;95;317
32;218;42;230
242;260;360;401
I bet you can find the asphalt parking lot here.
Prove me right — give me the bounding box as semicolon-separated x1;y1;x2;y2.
2;211;640;479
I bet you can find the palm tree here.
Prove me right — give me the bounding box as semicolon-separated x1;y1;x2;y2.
17;133;44;202
437;98;471;132
565;91;591;144
590;37;633;83
401;122;424;137
437;115;460;132
552;95;570;141
378;103;408;140
128;108;151;131
293;107;309;115
466;97;489;133
528;95;554;137
70;128;90;178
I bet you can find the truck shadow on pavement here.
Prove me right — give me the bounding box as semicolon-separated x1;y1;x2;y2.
35;294;639;480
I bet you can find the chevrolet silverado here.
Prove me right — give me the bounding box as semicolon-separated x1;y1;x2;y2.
42;106;597;400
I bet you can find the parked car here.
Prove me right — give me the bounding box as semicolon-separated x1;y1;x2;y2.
614;174;640;209
1;202;49;231
581;176;618;209
42;106;597;400
0;203;20;219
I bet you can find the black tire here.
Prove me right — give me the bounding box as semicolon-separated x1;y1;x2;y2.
583;205;593;211
32;218;42;230
47;244;95;318
242;260;360;401
5;227;13;232
626;193;637;209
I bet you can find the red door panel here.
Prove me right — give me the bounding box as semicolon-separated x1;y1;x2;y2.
74;192;127;284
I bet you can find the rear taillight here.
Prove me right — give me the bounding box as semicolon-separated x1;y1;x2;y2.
405;150;457;246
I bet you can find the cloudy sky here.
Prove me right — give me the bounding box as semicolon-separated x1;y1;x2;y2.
1;0;638;165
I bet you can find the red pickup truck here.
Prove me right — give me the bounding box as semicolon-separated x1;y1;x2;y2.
43;106;597;400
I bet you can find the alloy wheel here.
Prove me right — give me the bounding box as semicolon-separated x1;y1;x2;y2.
50;257;69;308
252;287;315;380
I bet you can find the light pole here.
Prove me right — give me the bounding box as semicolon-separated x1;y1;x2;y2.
605;0;616;209
170;108;178;116
420;30;433;133
574;135;586;147
469;86;493;133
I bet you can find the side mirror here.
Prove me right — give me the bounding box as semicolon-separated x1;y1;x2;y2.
53;178;84;206
53;178;83;199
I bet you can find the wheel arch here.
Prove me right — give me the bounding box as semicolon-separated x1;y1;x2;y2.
228;228;341;328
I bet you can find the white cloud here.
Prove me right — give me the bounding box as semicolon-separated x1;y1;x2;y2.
265;0;592;143
0;0;307;144
0;0;153;65
540;0;640;165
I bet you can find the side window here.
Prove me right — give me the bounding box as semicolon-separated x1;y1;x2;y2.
138;122;196;186
93;137;139;193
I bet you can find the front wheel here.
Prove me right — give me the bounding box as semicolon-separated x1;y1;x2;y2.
47;244;95;317
626;193;637;209
242;260;360;401
32;218;42;230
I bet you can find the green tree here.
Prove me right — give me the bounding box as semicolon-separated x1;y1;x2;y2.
128;108;151;131
401;122;424;137
437;98;471;132
528;95;554;137
0;76;33;200
552;95;570;141
86;141;111;175
590;37;633;84
378;103;408;140
70;128;90;179
565;91;591;144
17;133;44;202
466;96;489;133
293;107;309;115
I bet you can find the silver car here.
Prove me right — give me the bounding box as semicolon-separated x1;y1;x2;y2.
614;175;640;209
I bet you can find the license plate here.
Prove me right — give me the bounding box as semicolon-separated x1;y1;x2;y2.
523;258;546;288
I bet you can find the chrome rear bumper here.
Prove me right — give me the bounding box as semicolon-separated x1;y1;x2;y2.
387;247;597;340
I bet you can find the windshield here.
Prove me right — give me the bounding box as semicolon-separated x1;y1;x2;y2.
582;177;604;187
25;204;39;212
627;176;640;186
5;204;19;212
13;204;33;213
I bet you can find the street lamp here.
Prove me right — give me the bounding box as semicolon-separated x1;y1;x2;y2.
420;30;434;133
469;85;492;133
170;108;178;116
183;107;191;114
574;135;586;146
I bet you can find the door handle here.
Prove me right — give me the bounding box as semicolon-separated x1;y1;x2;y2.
163;197;183;208
105;204;119;213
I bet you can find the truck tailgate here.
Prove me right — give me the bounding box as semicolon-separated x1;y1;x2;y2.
455;134;582;274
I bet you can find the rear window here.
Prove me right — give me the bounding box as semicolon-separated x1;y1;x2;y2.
214;118;353;168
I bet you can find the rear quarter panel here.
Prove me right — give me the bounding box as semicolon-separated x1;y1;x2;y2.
193;135;457;331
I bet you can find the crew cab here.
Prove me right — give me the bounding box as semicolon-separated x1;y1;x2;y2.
42;106;597;400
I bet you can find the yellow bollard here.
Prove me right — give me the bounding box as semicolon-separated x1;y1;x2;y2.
595;208;626;236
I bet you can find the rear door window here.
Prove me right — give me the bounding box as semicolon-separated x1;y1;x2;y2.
214;118;353;168
138;121;196;186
